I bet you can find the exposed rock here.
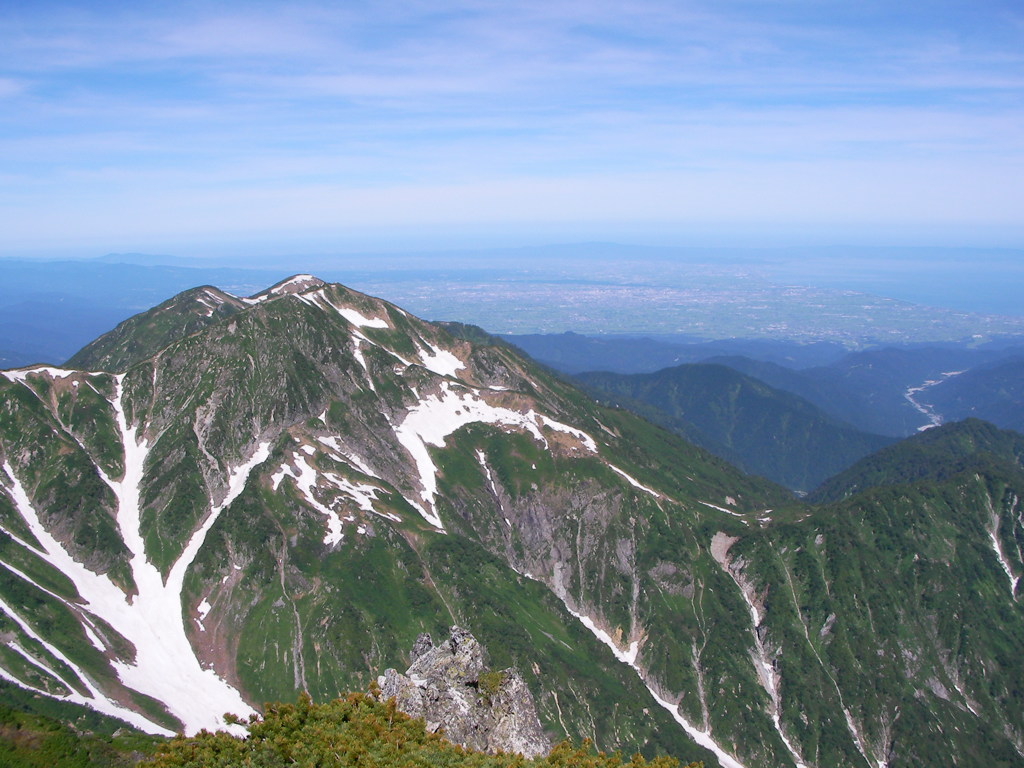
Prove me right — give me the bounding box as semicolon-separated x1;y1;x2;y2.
410;632;434;663
378;626;551;758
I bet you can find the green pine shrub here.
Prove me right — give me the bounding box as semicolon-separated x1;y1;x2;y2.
142;692;697;768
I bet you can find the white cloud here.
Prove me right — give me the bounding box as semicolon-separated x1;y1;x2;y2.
0;0;1022;249
0;78;25;98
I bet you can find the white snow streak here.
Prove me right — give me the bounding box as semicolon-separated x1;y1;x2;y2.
0;376;269;734
560;600;746;768
351;334;371;375
989;524;1020;599
711;534;807;768
394;382;598;529
606;464;661;499
476;451;500;499
951;681;981;717
194;290;224;317
700;501;746;520
0;593;163;733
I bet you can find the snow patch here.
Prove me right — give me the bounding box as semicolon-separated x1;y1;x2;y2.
394;382;598;528
266;275;323;298
1;366;81;384
606;464;661;499
418;342;465;378
337;307;388;328
282;273;317;285
316;437;379;479
274;449;385;546
274;456;343;546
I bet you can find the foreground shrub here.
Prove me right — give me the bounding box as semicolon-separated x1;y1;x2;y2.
142;692;698;768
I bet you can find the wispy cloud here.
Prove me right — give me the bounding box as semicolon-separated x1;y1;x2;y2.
0;0;1022;251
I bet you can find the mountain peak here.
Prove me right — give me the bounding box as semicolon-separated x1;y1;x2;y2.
246;274;326;302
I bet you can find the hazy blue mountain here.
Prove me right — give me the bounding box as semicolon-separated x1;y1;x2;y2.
924;358;1024;433
504;331;1024;439
503;332;847;375
576;363;894;492
707;346;1018;437
0;296;136;366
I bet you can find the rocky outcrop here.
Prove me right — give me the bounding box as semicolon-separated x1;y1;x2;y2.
378;627;551;758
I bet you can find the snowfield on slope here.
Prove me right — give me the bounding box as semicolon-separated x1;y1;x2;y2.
0;374;267;735
393;381;598;529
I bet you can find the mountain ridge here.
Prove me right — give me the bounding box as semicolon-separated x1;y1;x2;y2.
809;418;1024;503
1;276;1022;768
574;363;894;492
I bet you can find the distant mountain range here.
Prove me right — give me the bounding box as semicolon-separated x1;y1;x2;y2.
509;333;1024;437
500;332;850;373
575;363;894;492
1;276;1023;768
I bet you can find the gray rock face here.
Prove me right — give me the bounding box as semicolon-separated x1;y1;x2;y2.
378;626;551;758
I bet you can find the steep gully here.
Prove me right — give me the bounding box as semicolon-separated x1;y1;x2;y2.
0;371;266;734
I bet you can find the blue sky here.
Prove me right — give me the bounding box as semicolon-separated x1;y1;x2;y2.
1;0;1022;255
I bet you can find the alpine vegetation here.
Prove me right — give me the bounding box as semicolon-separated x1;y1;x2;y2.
1;276;1022;767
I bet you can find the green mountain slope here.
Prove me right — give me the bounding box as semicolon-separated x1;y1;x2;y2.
735;463;1024;767
1;277;1022;768
576;364;893;492
809;418;1024;503
66;285;247;372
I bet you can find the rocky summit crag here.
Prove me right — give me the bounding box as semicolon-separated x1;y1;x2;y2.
379;626;550;757
0;275;1022;768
